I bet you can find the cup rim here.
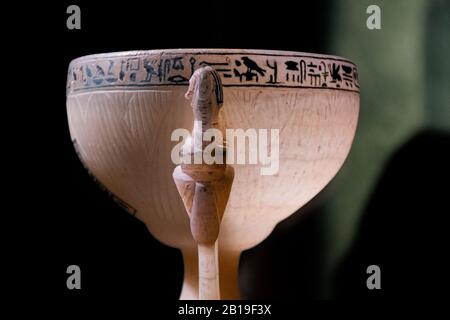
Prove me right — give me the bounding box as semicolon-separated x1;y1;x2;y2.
69;48;357;66
67;48;359;94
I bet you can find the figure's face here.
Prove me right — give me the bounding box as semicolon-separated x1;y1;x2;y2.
185;68;200;101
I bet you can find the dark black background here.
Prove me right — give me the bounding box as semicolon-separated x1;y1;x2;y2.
9;0;450;305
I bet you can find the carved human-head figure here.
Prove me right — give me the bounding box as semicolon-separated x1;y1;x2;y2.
185;66;223;131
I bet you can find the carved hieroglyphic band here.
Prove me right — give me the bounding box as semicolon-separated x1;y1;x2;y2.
67;50;359;94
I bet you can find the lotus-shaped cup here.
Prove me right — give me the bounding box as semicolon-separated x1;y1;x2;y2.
66;49;359;299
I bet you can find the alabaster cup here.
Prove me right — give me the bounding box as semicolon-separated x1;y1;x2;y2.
66;49;359;299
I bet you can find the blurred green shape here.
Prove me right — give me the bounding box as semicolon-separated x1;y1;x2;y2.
321;0;450;298
425;0;450;130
